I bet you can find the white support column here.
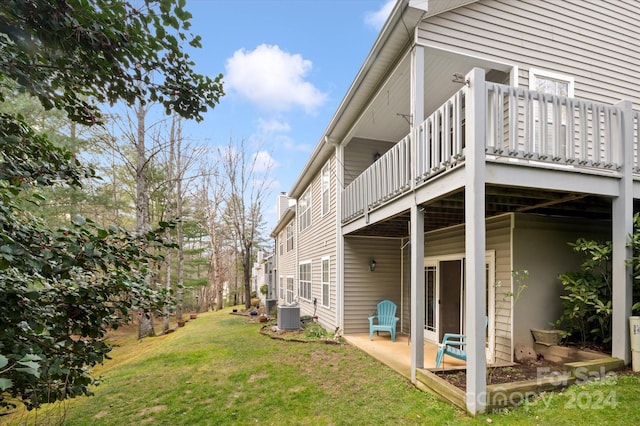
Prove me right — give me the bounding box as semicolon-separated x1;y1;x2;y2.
612;100;633;363
465;68;487;414
336;142;345;333
410;204;425;382
409;42;425;384
410;43;424;190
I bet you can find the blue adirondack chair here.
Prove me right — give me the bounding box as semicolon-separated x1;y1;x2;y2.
368;300;399;342
435;316;488;368
435;333;466;368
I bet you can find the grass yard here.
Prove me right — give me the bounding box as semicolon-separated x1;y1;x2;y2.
5;308;640;425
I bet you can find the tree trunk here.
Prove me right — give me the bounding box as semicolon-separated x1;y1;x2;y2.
136;102;155;339
164;114;178;331
176;126;184;319
244;248;252;309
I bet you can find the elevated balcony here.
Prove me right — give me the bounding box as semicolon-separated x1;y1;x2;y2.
342;81;639;225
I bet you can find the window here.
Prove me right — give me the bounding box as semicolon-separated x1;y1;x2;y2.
279;232;284;255
530;69;573;98
279;276;284;300
321;257;330;307
321;163;330;216
286;277;294;304
298;262;311;301
529;69;574;158
286;222;294;251
299;189;311;231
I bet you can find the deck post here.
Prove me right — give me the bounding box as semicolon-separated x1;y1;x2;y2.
409;42;425;383
336;142;345;333
410;42;424;190
465;68;487;414
410;204;425;383
611;100;633;364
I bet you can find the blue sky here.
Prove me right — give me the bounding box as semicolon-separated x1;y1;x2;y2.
180;0;394;229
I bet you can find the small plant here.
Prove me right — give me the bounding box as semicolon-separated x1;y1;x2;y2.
303;323;330;340
507;270;528;302
494;269;529;316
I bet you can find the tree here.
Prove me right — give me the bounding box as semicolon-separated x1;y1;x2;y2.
219;139;272;309
0;0;223;411
194;155;232;311
1;0;223;125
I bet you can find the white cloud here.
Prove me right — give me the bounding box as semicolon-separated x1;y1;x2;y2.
225;44;328;113
257;118;291;134
364;0;395;30
283;139;313;153
253;150;279;172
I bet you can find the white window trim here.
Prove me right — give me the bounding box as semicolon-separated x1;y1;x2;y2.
529;68;574;97
321;256;330;308
286;275;294;304
298;261;312;301
529;69;574;158
299;188;312;232
321;163;330;217
423;251;496;364
286;222;294;252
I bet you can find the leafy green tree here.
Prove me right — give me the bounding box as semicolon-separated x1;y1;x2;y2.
1;0;223;125
0;0;223;411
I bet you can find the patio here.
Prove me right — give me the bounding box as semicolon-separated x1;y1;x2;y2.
344;332;624;412
343;333;466;379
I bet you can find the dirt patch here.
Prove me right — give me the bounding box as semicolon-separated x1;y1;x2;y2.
435;359;565;390
137;405;167;416
248;372;269;383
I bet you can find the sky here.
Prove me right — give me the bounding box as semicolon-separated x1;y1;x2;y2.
178;0;395;231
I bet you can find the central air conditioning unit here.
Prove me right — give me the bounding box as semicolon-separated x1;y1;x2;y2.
277;305;300;330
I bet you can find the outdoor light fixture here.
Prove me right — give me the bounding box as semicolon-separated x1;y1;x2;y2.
369;258;376;272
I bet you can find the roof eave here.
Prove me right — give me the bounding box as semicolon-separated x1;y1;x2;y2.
270;207;296;237
288;0;423;198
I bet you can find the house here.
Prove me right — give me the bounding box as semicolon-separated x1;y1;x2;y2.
270;0;640;414
251;251;273;305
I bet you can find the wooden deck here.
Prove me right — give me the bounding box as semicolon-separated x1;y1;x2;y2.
343;333;465;379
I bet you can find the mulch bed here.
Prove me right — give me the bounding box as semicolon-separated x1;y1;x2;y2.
436;359;637;391
435;359;565;390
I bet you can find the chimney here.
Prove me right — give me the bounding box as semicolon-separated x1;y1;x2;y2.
276;192;290;219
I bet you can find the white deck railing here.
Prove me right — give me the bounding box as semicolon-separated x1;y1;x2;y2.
486;83;622;170
414;89;466;182
342;83;633;223
342;135;411;222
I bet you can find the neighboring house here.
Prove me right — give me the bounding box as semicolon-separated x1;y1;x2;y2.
271;196;297;306
252;251;275;305
271;0;640;414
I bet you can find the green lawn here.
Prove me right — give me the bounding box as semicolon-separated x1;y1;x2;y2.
6;308;640;425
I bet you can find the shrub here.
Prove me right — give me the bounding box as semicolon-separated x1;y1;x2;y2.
556;214;640;349
555;238;612;348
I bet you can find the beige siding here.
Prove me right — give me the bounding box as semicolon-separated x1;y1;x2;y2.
296;156;339;329
487;216;513;363
343;138;397;186
417;0;640;106
423;214;513;363
343;236;405;334
401;239;411;335
277;221;296;303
